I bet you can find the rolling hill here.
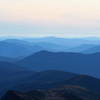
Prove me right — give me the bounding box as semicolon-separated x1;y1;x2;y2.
0;69;77;97
68;44;96;53
52;75;100;93
0;40;42;58
13;70;77;91
13;73;100;94
83;45;100;54
18;51;100;78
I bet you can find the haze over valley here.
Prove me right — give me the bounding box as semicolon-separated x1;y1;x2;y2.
0;0;100;99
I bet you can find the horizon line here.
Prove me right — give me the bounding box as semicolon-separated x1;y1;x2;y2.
0;36;100;39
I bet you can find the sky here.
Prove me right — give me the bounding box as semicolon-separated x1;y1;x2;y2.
0;0;100;37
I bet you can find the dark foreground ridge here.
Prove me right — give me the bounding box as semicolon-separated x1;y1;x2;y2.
1;85;100;100
1;73;100;100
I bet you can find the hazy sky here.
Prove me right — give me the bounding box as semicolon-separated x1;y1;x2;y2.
0;0;100;37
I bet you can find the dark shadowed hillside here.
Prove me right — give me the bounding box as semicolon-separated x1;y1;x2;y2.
13;70;77;91
51;75;100;93
0;70;77;97
8;72;100;93
0;61;36;96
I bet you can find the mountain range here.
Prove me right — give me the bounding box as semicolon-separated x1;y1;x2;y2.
1;37;100;58
0;37;100;100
